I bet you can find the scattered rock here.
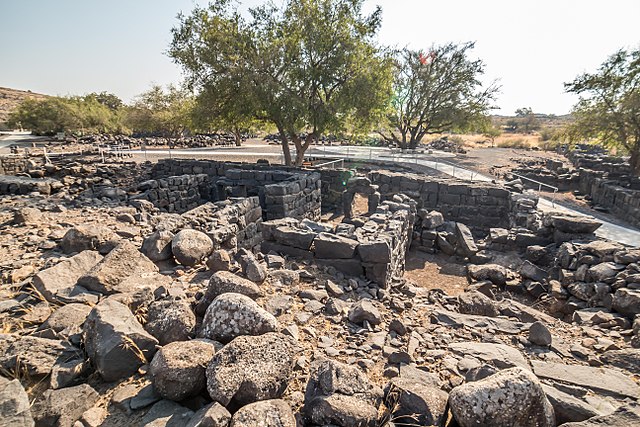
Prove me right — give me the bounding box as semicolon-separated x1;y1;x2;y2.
31;384;99;427
172;229;214;266
206;332;296;407
449;367;555;427
145;299;196;345
529;321;552;346
150;340;216;401
141;400;194;427
348;300;382;325
142;230;175;262
200;293;278;343
230;399;296;427
206;249;232;272
32;250;103;303
83;299;158;381
60;225;119;255
77;241;158;295
0;376;34;427
185;402;231;427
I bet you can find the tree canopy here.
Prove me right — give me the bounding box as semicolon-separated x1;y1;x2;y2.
169;0;393;165
7;94;125;135
125;84;194;137
381;42;498;149
565;47;640;175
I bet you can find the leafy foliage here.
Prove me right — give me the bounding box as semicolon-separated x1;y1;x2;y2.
169;0;393;165
7;94;125;135
381;42;499;149
565;47;640;174
124;84;194;137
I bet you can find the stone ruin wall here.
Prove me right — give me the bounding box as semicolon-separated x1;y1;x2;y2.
367;170;514;232
260;197;416;287
133;174;213;214
0;156;33;175
179;197;264;250
150;159;321;220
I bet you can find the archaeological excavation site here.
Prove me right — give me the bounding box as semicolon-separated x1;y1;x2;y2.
0;140;639;427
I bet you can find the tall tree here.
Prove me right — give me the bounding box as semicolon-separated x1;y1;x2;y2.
382;43;498;149
169;0;392;165
565;47;640;175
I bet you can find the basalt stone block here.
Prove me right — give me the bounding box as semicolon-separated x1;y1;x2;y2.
314;233;359;259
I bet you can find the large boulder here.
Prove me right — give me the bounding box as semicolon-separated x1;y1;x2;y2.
304;359;383;427
144;299;196;345
206;333;296;407
141;230;175;262
172;229;214;266
230;399;296;427
547;213;602;234
77;241;158;295
449;367;555;427
32;250;103;303
195;271;263;316
150;340;216;401
31;384;98;427
384;375;448;426
467;264;516;286
348;300;382;326
612;288;640;317
60;225;120;255
83;299;158;381
0;376;34;427
200;293;278;343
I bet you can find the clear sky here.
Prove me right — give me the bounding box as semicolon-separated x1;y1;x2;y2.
1;0;638;115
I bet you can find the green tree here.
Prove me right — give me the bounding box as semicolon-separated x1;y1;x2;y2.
125;84;194;136
381;43;498;149
7;95;123;135
514;107;539;133
565;47;640;175
169;0;392;165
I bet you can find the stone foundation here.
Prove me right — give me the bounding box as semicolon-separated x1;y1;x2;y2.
260;197;416;287
133;174;213;214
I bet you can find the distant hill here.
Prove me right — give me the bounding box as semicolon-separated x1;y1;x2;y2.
491;113;573;129
0;87;49;126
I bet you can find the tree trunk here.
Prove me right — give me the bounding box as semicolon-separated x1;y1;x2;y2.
630;143;640;177
233;128;242;146
277;127;292;166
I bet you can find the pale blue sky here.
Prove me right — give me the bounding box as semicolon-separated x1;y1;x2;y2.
1;0;638;114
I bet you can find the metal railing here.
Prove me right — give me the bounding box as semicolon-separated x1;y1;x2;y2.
314;159;345;169
509;172;559;207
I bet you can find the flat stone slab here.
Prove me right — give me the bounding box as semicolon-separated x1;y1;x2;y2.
431;309;530;334
448;341;530;371
531;361;640;399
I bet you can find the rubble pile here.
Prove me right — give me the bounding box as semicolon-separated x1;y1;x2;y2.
424;136;467;154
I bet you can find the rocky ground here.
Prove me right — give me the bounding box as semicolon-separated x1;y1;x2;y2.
1;158;640;427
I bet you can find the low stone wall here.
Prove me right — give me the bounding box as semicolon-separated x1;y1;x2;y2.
577;170;640;228
0;175;59;195
216;169;321;221
151;159;321;220
260;197;416;287
180;197;263;250
319;169;353;210
368;171;512;232
133;174;213;213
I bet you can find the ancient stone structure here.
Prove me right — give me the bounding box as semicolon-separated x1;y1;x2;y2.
150;159;321;220
368;170;513;232
261;196;416;287
133;174;212;213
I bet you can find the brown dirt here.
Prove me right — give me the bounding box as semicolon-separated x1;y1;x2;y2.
404;250;468;296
